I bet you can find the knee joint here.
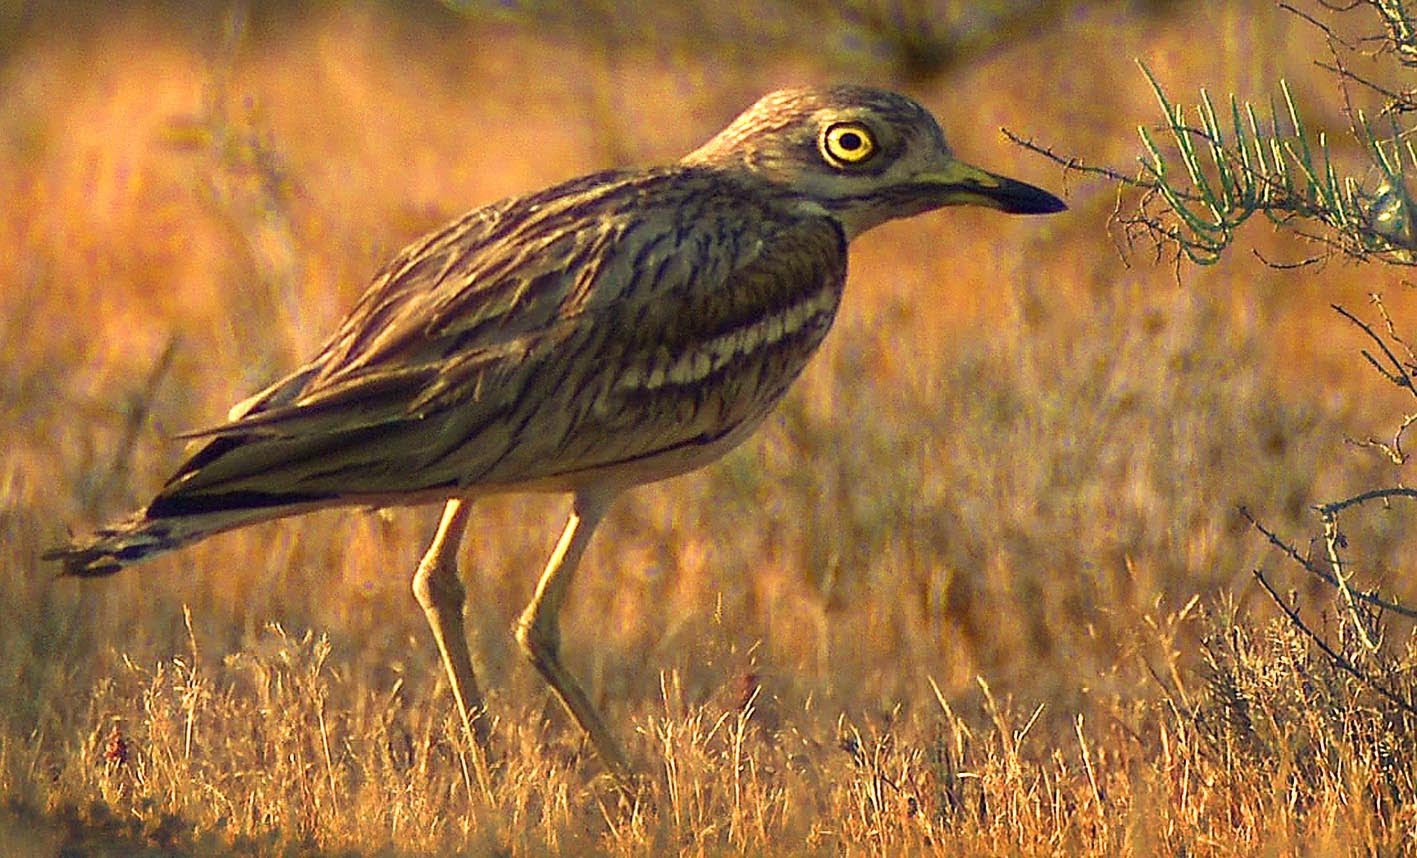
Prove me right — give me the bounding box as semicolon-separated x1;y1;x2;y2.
412;559;465;611
514;612;557;664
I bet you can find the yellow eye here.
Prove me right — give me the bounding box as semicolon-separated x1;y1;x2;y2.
820;122;877;166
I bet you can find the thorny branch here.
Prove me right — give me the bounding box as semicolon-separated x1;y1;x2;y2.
1333;300;1417;395
1251;568;1417;715
1239;506;1417;619
1318;508;1381;650
1336;297;1417;463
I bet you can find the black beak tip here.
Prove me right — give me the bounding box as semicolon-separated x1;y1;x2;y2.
1000;180;1067;215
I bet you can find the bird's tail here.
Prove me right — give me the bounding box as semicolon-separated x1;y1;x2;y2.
44;505;286;577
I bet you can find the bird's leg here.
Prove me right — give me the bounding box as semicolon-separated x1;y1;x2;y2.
412;498;492;757
515;488;632;782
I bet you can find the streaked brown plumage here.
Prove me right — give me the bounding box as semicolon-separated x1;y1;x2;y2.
47;85;1065;781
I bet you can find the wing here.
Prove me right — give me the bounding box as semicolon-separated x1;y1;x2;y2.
149;167;846;514
187;169;636;436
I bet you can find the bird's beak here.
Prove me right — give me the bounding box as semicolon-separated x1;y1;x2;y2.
912;160;1066;215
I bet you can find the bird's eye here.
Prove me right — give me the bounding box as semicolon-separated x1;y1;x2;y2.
820;122;877;167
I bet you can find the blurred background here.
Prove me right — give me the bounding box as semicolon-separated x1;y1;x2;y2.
3;1;1415;852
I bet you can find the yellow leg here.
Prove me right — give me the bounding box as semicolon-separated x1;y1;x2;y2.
412;499;492;756
515;489;631;782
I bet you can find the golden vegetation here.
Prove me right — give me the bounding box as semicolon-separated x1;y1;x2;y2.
3;2;1416;854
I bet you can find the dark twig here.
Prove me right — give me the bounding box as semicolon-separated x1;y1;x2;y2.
1280;2;1360;50
1000;128;1145;188
1332;302;1417;394
1316;485;1417;515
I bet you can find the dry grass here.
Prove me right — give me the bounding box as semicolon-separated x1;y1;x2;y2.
3;2;1417;854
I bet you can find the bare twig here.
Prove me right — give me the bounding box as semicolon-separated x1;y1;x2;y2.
1317;509;1380;650
1346;411;1417;463
1332;302;1417;394
1316;485;1417;515
1000;128;1145;188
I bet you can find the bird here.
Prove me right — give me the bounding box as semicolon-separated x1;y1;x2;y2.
47;84;1066;782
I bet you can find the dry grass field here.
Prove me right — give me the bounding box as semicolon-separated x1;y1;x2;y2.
4;1;1417;854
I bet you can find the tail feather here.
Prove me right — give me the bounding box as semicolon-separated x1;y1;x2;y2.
44;505;294;577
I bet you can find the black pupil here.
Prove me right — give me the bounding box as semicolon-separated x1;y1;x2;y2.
837;131;863;151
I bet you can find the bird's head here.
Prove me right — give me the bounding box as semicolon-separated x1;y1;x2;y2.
682;85;1066;239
